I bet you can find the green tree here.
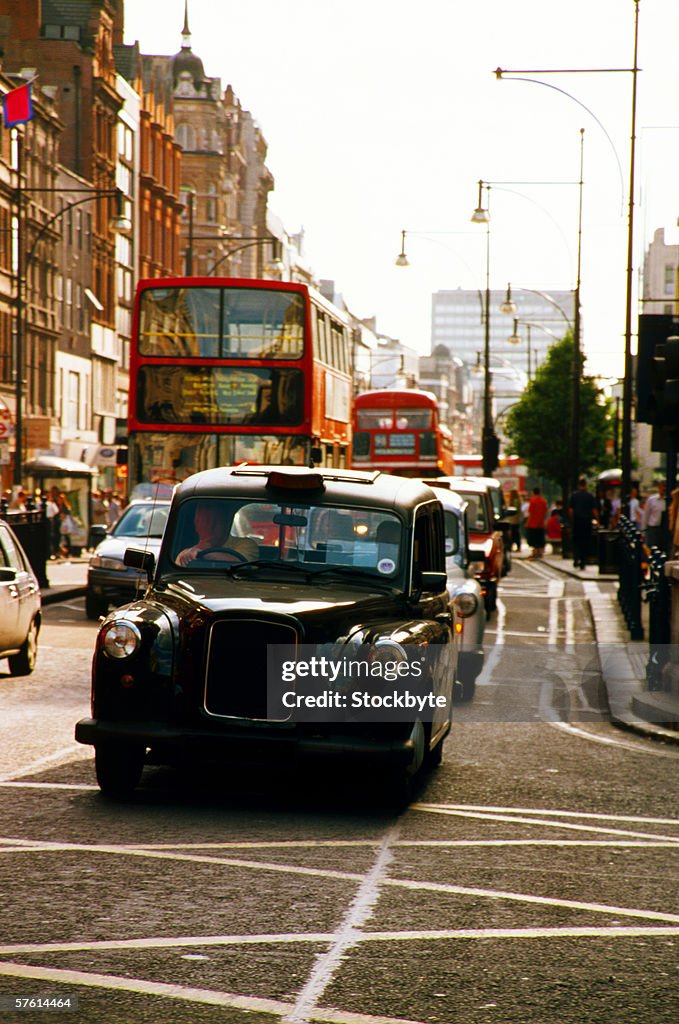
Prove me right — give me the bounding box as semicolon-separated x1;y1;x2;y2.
503;334;613;496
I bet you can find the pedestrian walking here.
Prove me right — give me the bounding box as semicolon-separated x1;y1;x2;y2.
57;492;75;557
567;477;598;570
525;487;548;559
642;480;667;550
628;486;642;528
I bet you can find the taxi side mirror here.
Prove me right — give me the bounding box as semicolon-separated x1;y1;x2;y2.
124;547;156;581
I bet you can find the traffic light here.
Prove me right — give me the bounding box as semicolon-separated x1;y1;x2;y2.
482;432;500;475
649;335;679;427
636;314;677;423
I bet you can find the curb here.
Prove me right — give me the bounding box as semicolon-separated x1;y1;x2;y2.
41;586;87;606
542;557;679;745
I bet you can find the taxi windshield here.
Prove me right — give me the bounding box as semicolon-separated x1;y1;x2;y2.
169;498;403;579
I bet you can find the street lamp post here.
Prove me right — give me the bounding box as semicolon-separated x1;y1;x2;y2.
180;231;283;278
205;237;283;277
495;0;640;508
508;318;564;380
471;180;516;476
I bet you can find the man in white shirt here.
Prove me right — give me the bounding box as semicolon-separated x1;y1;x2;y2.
641;481;666;548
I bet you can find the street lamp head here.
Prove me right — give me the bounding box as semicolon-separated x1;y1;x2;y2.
499;282;517;315
110;189;131;232
395;229;409;267
507;318;522;345
471;179;490;223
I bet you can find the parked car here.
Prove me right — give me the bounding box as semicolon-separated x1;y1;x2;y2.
0;520;41;675
431;478;504;615
428;484;485;701
76;466;458;802
442;476;514;576
85;499;171;620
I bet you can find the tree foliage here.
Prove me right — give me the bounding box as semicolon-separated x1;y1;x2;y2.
503;334;613;494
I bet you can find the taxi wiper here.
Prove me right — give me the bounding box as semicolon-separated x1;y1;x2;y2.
229;558;314;581
310;565;394;588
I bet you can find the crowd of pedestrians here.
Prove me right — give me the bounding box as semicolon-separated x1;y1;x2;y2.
1;484;126;559
508;478;672;567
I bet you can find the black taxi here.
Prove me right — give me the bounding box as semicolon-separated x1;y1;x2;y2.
75;466;457;800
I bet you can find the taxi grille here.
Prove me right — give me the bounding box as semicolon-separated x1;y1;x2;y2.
203;618;298;720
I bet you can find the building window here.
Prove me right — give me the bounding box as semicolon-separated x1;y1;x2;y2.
664;265;676;295
176;123;196;151
65;371;80;430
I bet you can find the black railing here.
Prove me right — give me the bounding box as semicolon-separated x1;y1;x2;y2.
0;497;50;588
643;546;670;691
617;515;644;640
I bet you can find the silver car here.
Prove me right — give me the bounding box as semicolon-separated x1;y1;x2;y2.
429;484;485;701
85;500;171;620
0;521;41;675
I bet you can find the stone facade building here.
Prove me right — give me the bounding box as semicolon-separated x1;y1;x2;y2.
0;0;278;490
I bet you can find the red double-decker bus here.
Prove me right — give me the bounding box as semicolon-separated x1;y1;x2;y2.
351;389;453;477
126;277;352;496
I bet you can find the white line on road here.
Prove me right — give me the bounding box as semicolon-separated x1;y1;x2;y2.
412;804;679;841
1;832;678;925
2;924;679;957
0;962;424;1024
549;719;679;756
414;802;679;825
285;827;398;1023
0;745;91;783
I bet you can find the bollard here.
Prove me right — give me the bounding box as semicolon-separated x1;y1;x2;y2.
617;516;644;640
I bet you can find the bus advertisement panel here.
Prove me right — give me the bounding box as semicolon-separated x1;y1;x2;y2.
127;278;352;495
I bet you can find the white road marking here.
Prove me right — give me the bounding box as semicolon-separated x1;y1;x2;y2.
411;804;679;842
383;876;679;924
1;924;679;957
0;832;677;926
0;781;99;790
565;598;575;648
475;597;506;685
0;962;423;1024
0;745;91;783
549;719;679;756
285;828;398;1023
413;802;679;825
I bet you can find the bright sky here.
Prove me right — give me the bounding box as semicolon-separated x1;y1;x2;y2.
124;0;679;378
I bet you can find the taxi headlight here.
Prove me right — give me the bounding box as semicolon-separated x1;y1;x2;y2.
90;555;126;571
370;639;408;666
452;592;479;618
101;621;142;659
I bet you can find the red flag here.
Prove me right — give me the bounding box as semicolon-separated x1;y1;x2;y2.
2;82;34;128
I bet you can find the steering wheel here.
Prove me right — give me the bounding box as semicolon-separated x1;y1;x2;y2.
195;546;248;563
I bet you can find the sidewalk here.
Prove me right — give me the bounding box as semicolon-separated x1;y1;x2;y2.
40;555;88;606
536;550;679;743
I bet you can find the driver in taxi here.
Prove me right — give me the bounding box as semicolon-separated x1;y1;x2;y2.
176;502;258;566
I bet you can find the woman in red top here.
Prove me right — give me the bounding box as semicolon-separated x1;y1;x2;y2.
526;487;548;559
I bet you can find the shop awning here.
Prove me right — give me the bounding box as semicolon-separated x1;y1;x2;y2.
24;455;96;478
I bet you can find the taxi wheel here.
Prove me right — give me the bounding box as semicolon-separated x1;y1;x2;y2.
8;619;39;676
95;742;145;799
484;582;497;616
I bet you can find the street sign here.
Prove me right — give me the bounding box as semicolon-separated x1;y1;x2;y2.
0;407;14;439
